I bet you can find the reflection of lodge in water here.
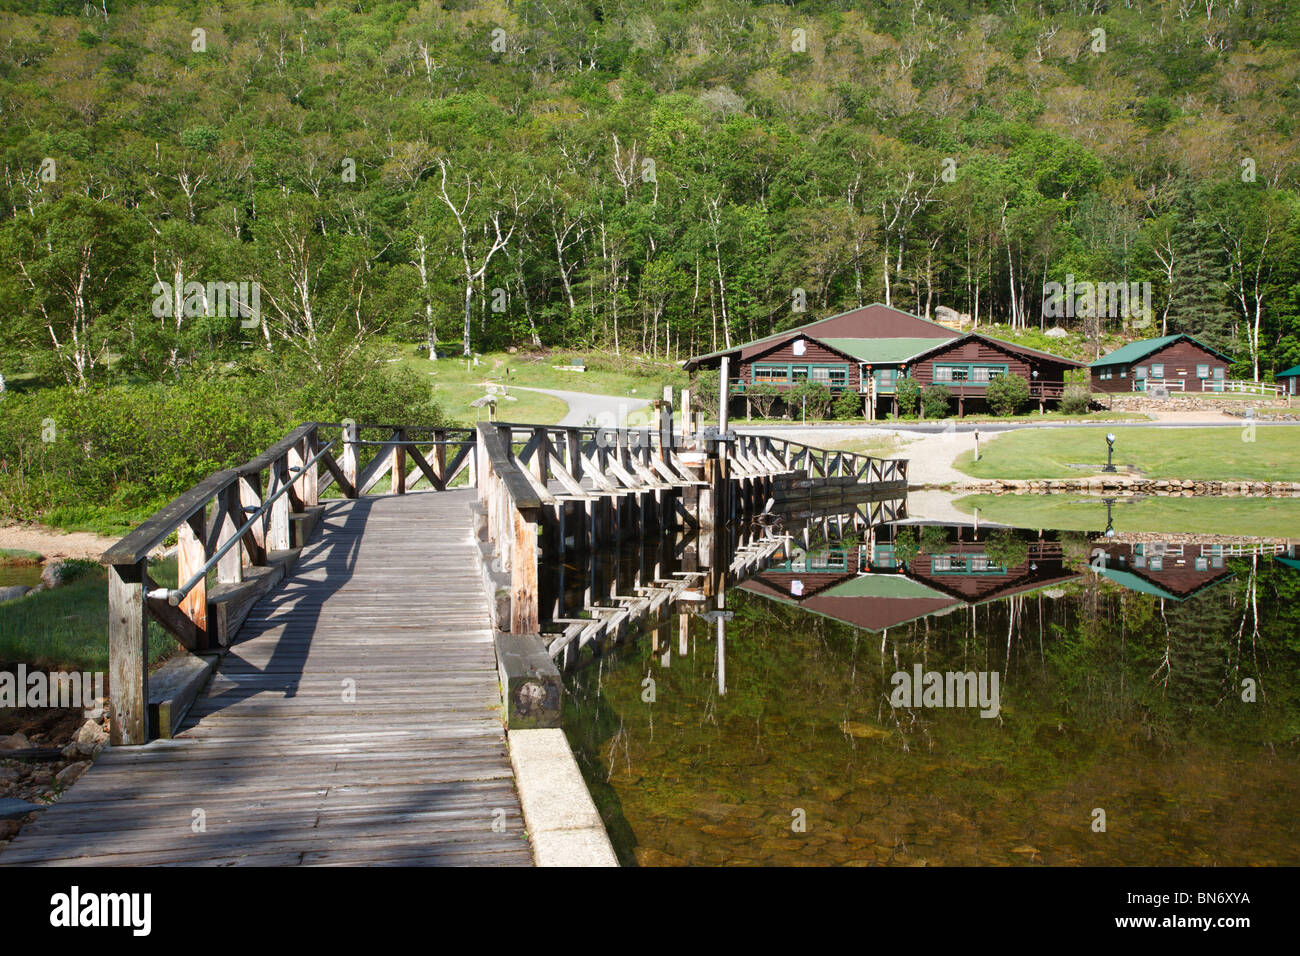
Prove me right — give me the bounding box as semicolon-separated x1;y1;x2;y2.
544;505;1297;692
740;527;1275;632
741;525;1076;630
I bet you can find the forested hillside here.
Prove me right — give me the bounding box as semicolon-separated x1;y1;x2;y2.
2;0;1299;385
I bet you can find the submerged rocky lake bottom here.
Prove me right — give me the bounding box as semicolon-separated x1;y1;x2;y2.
550;495;1300;866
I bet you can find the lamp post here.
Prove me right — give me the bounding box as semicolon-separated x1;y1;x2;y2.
1103;432;1117;473
1103;497;1116;538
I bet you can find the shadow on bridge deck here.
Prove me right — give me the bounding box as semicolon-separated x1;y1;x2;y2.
0;490;533;867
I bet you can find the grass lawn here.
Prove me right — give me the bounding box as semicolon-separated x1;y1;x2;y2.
954;426;1300;481
952;493;1300;539
0;561;177;671
384;344;686;425
822;435;911;458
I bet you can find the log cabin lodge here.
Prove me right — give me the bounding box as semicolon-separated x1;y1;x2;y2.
1088;333;1234;393
683;303;1084;418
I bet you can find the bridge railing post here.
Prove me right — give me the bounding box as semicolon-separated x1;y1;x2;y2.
342;421;359;495
216;483;243;585
108;558;150;745
392;428;407;496
267;454;291;553
176;508;209;649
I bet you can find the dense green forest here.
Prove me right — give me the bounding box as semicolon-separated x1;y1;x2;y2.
2;0;1300;389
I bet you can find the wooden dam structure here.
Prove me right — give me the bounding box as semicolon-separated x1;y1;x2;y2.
1;402;907;866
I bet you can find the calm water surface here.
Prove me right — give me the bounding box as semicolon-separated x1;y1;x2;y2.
553;503;1300;866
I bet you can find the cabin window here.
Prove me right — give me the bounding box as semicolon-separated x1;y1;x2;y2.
930;554;1007;575
1099;369;1112;380
1213;367;1225;379
934;363;1008;384
755;362;848;387
1151;363;1164;378
810;365;848;387
1120;367;1127;377
1197;364;1209;379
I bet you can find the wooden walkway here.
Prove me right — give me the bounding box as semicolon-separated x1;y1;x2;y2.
1;490;533;866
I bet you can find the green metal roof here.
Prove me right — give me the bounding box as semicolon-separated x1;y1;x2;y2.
1088;334;1233;368
683;302;958;367
1276;364;1300;379
817;337;941;364
1096;568;1181;601
821;574;949;600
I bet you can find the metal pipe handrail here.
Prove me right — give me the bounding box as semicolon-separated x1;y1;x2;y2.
150;437;338;606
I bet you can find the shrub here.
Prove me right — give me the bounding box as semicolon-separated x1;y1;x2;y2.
894;376;921;416
986;373;1030;416
984;529;1029;569
832;388;864;420
919;525;950;554
690;369;720;418
1060;384;1092;415
791;381;833;419
921;384;952;418
743;383;781;419
893;527;919;564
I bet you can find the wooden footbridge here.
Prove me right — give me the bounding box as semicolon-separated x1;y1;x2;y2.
2;406;907;866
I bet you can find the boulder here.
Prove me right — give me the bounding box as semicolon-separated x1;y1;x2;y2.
54;761;90;787
0;585;31;603
0;733;31;752
73;718;109;756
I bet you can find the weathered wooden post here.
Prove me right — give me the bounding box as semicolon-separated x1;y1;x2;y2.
298;427;319;507
660;386;674;456
511;507;540;633
238;470;266;566
391;428;407;496
433;428;447;489
108;559;149;745
268;454;291;552
216;483;243;585
341;420;360;496
176;509;208;649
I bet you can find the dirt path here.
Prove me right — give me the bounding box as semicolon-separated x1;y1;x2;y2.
739;425;991;485
0;523;119;561
509;385;653;427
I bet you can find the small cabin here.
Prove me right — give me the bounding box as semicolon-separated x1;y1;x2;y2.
1276;364;1300;395
1089;334;1233;393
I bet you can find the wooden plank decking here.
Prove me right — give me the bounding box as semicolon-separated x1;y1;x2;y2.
1;490;533;866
